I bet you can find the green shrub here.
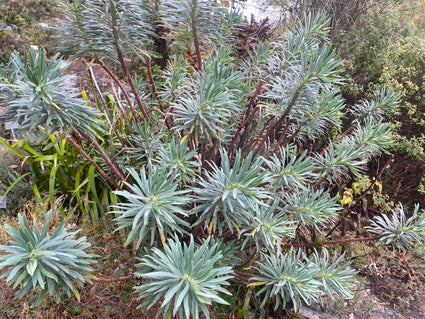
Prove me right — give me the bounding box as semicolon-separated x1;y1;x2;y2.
1;1;423;316
135;236;233;319
0;210;97;305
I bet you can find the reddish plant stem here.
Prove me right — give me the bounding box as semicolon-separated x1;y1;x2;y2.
229;81;264;156
88;66;124;169
110;83;134;134
109;0;149;122
283;125;302;147
193;29;203;72
253;115;285;158
271;119;292;155
78;130;127;185
100;62;139;123
146;57;172;130
320;125;355;156
146;57;163;107
66;136;121;190
256;116;274;143
253;83;303;157
313;175;327;189
246;81;265;116
116;47;151;122
207;137;219;162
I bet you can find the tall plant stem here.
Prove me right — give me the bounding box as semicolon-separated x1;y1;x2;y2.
283;125;302;147
229;81;264;156
207;137;218;162
100;62;139;123
271;119;292;155
253;115;285;158
67;136;121;190
190;1;203;73
117;48;151;122
253;83;303;158
109;0;150;122
78;130;127;185
193;30;203;72
94;275;133;282
146;57;173;130
320;124;355;156
111;83;134;134
88;66;125;152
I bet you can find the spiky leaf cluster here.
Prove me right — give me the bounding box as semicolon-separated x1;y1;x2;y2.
156;137;199;184
159;54;191;102
161;0;228;48
312;249;356;300
341;120;394;161
0;211;96;304
351;88;401;122
253;247;355;311
370;204;425;250
172;51;243;143
252;248;321;311
266;144;316;190
241;201;296;252
284;188;341;230
57;0;154;60
0;50;103;138
135;236;233;319
111;164;190;247
263;14;343;143
128;121;165;163
315;143;367;183
192;150;269;234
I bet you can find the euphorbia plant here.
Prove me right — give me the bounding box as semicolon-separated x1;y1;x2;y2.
0;210;96;305
1;0;424;316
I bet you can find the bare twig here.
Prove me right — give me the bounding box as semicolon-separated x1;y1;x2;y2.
284;235;382;248
66;136;121;190
146;57;173;130
93;275;133;283
229;81;264;156
100;62;139;123
78;130;127;185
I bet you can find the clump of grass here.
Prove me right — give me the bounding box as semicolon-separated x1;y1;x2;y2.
0;150;33;216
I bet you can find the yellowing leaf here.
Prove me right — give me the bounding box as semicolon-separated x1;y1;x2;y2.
340;188;353;206
208;219;214;236
181;134;189;145
26;258;37;276
81;88;89;101
51;101;61;110
72;286;81;302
